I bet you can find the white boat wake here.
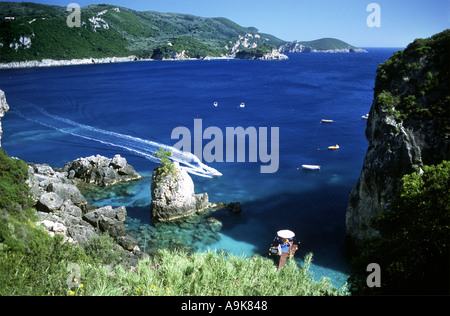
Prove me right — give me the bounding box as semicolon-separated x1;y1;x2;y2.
13;104;222;178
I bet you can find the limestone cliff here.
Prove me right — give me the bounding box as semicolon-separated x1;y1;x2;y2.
0;90;9;148
346;30;450;243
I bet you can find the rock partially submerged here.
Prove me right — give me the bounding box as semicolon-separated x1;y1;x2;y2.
151;163;211;222
150;162;243;223
59;154;142;187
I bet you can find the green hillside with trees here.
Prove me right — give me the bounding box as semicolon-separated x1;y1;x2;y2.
0;2;285;62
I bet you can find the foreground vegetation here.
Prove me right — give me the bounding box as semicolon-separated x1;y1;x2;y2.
0;149;346;296
348;161;450;295
65;251;347;296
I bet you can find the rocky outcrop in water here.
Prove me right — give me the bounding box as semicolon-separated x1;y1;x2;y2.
59;154;142;187
0;90;9;148
235;48;288;60
346;30;450;244
151;163;211;222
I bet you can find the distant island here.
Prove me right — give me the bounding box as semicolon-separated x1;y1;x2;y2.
0;2;366;67
279;38;368;53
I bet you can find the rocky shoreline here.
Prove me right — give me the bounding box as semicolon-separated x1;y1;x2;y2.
0;45;368;70
0;56;139;70
27;156;146;266
0;52;288;69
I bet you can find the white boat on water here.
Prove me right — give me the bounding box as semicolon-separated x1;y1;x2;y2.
240;102;246;108
302;165;321;170
362;114;369;119
328;144;340;150
213;102;218;107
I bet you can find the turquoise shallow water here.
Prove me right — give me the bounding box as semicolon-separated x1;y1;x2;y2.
0;49;399;288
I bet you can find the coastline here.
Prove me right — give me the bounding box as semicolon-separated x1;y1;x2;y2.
0;55;140;70
0;49;364;70
0;55;243;69
0;53;290;69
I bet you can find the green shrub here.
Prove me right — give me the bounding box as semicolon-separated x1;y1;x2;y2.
235;43;275;59
374;30;449;126
83;232;127;266
348;161;450;295
0;149;33;211
154;148;178;180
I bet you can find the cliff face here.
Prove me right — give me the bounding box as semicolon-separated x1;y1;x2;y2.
0;90;9;148
346;30;450;243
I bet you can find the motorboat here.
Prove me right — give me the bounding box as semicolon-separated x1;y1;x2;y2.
240;102;246;108
302;164;321;170
328;145;340;150
213;102;218;107
362;114;369;120
321;119;333;123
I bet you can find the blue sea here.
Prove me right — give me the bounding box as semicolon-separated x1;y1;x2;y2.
0;48;398;289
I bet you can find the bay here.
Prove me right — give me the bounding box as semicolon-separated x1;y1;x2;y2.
0;48;398;288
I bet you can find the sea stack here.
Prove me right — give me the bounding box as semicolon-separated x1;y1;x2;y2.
150;162;210;222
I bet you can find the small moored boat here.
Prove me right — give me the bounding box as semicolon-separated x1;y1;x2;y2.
362;114;369;120
302;164;321;170
268;230;300;269
240;102;246;108
321;119;333;123
328;144;340;150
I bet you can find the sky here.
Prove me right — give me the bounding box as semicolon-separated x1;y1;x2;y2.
2;0;449;47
